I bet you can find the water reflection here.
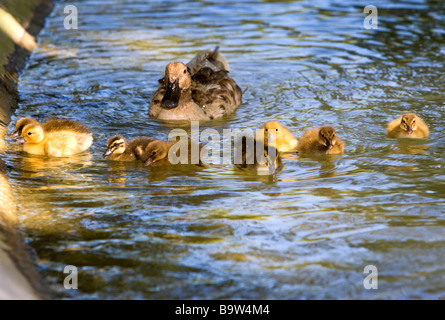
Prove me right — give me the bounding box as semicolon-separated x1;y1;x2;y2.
11;152;93;178
4;0;445;299
388;140;430;156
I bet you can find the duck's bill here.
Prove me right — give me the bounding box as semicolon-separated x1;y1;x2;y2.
144;158;153;166
9;130;20;139
161;78;181;109
103;148;113;157
407;127;413;134
267;133;277;143
15;137;26;145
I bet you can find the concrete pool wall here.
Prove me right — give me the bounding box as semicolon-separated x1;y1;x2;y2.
0;0;53;300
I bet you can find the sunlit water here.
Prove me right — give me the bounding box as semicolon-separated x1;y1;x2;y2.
3;0;445;299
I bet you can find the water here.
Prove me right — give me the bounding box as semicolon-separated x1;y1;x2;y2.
3;0;445;299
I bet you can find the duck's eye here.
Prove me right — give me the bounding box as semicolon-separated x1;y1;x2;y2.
275;129;278;131
151;151;157;157
27;132;32;136
412;120;416;123
183;69;187;74
402;119;406;124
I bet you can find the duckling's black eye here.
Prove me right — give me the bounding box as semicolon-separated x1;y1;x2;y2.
183;69;187;74
275;129;278;131
412;120;416;123
151;151;157;157
28;132;32;136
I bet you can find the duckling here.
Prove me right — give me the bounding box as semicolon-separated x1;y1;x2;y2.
297;126;344;155
256;121;298;152
149;47;242;121
386;113;429;139
139;140;175;166
235;136;282;175
139;139;202;166
10;117;84;139
103;135;156;161
18;119;93;157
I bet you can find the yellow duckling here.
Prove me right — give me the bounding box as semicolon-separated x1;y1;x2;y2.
17;118;93;157
10;117;88;139
149;47;242;121
235;136;283;175
103;135;155;161
297;126;344;155
256;121;298;152
386;113;429;139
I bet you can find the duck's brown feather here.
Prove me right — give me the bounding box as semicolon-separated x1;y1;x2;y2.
149;48;242;120
43;118;91;134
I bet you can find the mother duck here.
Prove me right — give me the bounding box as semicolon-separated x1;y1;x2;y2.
149;47;243;121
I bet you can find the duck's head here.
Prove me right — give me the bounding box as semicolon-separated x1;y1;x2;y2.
262;121;280;145
262;121;296;146
142;140;169;166
400;113;418;134
103;135;126;157
20;123;45;144
161;62;191;109
318;126;337;150
10;117;38;139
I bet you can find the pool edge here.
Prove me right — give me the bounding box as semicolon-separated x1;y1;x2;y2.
0;0;54;300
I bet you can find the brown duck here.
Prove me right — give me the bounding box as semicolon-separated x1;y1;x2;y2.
297;126;344;155
149;47;243;121
138;139;202;166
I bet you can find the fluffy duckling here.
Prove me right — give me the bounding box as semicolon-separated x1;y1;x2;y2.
149;47;242;121
386;113;429;139
256;121;298;152
17;118;93;157
138;139;202;166
10;117;86;139
103;135;155;161
297;126;344;155
139;140;176;166
235;136;282;175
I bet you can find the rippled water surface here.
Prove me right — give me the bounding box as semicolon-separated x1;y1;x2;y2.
4;0;445;299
